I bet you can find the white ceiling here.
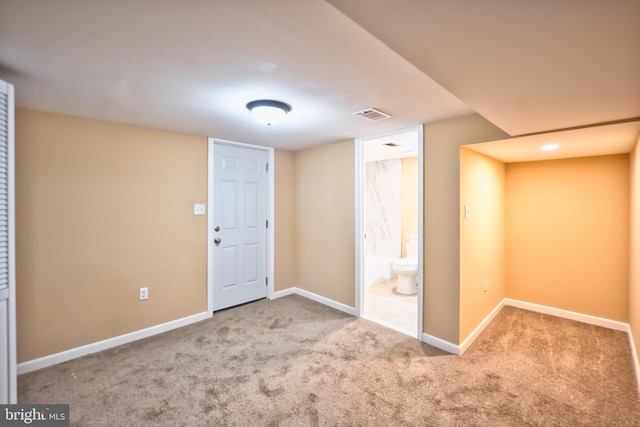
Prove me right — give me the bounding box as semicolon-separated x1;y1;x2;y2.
329;0;640;136
363;129;420;162
0;0;471;151
1;1;639;156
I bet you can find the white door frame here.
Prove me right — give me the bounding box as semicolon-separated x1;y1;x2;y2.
355;125;424;340
207;138;275;315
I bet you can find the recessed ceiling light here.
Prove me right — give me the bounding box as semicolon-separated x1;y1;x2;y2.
540;144;559;151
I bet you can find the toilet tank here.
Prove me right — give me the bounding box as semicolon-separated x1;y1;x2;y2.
405;234;418;258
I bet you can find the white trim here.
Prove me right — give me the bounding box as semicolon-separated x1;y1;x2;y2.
421;298;507;356
423;298;637;359
266;148;275;300
422;333;460;355
17;312;210;375
354;139;363;319
503;298;629;331
459;299;505;355
625;325;640;395
354;125;424;340
207;138;275;314
207;140;215;314
362;315;415;338
271;288;297;299
505;298;639;393
4;80;16;403
270;287;356;316
416;125;424;340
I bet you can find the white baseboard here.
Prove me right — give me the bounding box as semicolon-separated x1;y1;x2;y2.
422;333;460;355
19;289;354;375
18;311;210;375
362;315;415;338
459;299;506;355
504;298;639;394
271;287;356;316
624;324;640;395
423;298;636;361
503;298;629;331
271;288;296;299
422;299;506;356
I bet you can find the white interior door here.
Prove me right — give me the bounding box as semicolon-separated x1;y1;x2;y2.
212;143;268;311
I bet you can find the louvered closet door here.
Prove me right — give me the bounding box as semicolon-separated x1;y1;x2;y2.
0;79;16;404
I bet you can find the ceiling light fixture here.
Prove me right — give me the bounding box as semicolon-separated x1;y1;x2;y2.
540;144;559;151
246;100;292;126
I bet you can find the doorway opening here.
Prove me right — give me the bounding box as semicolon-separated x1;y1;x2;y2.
355;126;423;339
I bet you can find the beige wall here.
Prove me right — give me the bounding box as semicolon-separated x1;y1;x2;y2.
506;155;630;322
401;156;418;257
16;109;208;362
423;114;509;344
19;107;632;365
294;140;355;306
629;136;640;353
459;147;506;340
274;149;296;291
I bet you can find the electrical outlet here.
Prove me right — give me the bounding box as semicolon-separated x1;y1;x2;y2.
139;287;149;301
483;278;488;293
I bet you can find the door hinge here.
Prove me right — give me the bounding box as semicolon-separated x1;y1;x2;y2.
266;277;268;286
266;220;269;229
266;162;269;172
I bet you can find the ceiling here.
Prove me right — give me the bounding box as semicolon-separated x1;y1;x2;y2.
468;120;640;163
0;0;471;151
363;129;420;162
1;1;639;156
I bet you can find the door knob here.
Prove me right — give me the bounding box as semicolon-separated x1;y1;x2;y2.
214;238;221;245
214;226;220;232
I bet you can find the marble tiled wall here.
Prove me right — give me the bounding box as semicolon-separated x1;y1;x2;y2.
365;159;402;258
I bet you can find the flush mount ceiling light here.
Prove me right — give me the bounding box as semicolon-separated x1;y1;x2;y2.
246;100;292;126
540;144;560;151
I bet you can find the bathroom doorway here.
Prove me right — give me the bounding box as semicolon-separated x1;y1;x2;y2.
355;126;423;339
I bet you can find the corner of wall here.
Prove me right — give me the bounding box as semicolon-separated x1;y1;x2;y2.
423;114;509;345
293;140;355;307
459;147;507;341
15;109;208;362
629;133;640;383
274;149;297;292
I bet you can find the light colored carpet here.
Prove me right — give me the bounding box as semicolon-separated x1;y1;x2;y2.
19;295;640;426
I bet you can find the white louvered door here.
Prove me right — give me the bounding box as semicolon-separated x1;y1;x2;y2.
0;79;16;404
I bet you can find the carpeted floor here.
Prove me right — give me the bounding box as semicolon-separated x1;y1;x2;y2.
18;295;640;426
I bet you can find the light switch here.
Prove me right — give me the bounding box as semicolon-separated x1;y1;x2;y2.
194;204;206;215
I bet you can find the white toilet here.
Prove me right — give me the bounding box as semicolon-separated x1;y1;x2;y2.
392;234;418;295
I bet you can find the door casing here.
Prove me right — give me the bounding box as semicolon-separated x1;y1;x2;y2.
207;138;275;315
354;125;424;340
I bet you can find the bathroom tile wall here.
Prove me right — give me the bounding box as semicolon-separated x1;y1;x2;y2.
365;159;402;258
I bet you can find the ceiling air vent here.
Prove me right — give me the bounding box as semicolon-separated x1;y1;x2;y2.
352;108;391;121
